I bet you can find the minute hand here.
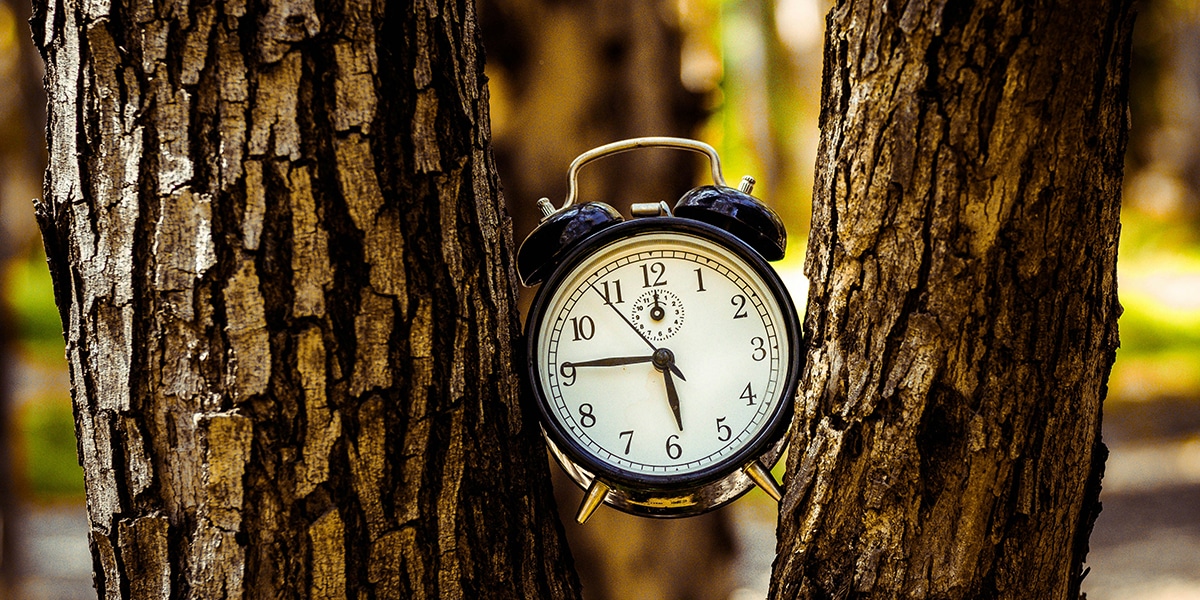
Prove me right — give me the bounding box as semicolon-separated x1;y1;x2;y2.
589;282;686;380
564;356;654;368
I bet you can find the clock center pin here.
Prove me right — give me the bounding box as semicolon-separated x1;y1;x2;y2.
651;347;675;371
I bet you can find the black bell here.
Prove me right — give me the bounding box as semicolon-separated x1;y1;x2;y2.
674;179;786;261
517;201;624;286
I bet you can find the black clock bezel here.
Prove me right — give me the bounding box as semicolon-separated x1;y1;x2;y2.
524;217;803;490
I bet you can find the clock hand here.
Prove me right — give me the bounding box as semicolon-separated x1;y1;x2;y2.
565;355;685;381
670;362;686;381
563;356;654;368
652;347;685;431
662;366;683;431
650;291;665;321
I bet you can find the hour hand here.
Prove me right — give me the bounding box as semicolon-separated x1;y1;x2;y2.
663;368;683;431
563;356;654;368
651;348;684;430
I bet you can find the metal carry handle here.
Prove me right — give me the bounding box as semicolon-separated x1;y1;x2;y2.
539;137;728;216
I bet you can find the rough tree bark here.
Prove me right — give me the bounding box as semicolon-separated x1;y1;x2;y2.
770;0;1133;598
32;0;579;597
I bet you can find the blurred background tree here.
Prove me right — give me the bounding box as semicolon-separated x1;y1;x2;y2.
476;1;737;593
478;1;822;597
1;0;1199;598
2;0;59;594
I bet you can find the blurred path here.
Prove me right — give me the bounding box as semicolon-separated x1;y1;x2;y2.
5;504;91;600
1082;397;1200;600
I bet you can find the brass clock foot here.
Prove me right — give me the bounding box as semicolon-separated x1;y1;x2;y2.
576;479;611;524
744;460;783;503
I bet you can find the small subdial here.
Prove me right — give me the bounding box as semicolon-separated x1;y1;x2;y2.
631;289;685;341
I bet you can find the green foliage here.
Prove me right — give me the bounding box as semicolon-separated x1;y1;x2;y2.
4;252;76;499
4;251;66;361
1118;292;1200;355
19;398;85;500
1117;214;1200;355
1109;212;1200;401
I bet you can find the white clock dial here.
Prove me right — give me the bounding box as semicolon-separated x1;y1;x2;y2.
532;230;791;482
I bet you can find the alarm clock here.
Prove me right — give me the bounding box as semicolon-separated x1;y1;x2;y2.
517;138;802;523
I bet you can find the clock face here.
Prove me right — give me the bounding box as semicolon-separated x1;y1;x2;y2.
527;220;799;487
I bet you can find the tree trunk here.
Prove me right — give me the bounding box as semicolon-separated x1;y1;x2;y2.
31;0;579;597
771;0;1133;598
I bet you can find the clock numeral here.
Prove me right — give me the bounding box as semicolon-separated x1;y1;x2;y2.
694;268;707;292
570;316;595;341
731;294;749;319
665;434;682;460
716;417;732;441
619;430;635;454
559;362;577;386
750;337;767;361
578;403;596;428
740;382;757;406
641;262;667;288
598;279;624;305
